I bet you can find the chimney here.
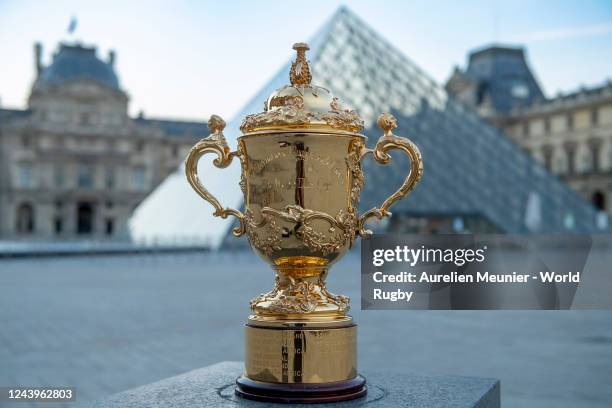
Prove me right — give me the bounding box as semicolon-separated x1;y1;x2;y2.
108;50;116;67
34;42;43;76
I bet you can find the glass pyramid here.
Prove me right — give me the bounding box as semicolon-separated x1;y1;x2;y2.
129;7;602;248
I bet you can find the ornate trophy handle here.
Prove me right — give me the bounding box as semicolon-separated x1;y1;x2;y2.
358;113;423;237
185;115;246;237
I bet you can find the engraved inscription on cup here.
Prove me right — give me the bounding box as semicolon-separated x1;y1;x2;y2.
240;133;365;264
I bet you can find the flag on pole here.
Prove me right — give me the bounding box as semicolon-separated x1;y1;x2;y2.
67;16;77;35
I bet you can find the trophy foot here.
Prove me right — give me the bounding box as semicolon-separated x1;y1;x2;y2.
249;256;350;317
249;274;349;316
235;375;367;404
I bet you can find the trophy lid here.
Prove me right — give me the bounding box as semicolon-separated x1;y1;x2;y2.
240;43;364;134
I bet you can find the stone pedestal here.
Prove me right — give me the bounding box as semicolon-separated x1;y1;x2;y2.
91;361;500;407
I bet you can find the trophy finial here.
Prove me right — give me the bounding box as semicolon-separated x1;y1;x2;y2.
207;114;226;135
377;113;398;136
240;41;364;133
290;42;312;86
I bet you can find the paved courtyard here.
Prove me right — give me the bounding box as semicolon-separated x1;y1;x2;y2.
1;250;611;407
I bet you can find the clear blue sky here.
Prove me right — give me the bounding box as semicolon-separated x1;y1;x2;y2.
1;0;611;120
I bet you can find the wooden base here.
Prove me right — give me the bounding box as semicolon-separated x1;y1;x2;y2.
235;375;367;404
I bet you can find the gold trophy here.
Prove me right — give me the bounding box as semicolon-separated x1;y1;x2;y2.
185;43;423;403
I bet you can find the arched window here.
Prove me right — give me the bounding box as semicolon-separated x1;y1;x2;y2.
77;202;94;234
16;203;35;234
522;121;530;137
476;83;487;106
591;108;599;126
589;139;602;173
77;164;94;188
105;167;115;189
543;117;551;134
592;191;606;211
555;157;566;175
541;145;553;172
580;152;592;174
566;113;574;130
564;143;577;175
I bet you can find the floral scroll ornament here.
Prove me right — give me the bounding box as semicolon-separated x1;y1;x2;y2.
244;205;357;257
250;274;350;314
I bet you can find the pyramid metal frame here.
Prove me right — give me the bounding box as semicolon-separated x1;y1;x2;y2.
303;7;601;233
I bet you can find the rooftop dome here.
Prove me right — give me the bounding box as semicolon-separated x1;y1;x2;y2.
33;43;120;92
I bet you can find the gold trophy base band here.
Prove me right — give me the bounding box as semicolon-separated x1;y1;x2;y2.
238;317;366;403
244;319;357;383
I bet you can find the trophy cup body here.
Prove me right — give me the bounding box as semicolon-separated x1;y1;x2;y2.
185;43;423;403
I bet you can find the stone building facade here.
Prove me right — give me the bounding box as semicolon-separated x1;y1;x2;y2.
0;42;205;240
447;45;612;218
503;84;612;215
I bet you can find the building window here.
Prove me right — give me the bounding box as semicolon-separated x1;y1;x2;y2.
592;191;606;211
563;212;575;230
79;112;91;125
581;153;592;173
16;203;35;234
77;164;94;188
172;145;179;158
566;149;576;175
22;136;31;148
17;163;34;188
54;164;65;187
135;141;144;153
522;121;530;137
566;113;574;130
105;218;115;235
544;117;551;134
76;202;94;234
105;167;115;189
591;144;601;173
511;81;529;99
591;108;599;126
476;83;487;106
54;217;63;234
555;158;566;174
541;146;553;172
132;166;146;190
